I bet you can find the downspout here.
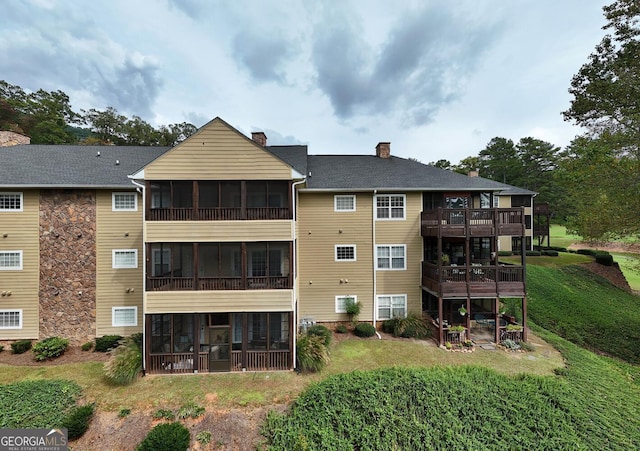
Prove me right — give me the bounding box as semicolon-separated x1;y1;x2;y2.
130;178;146;374
372;190;381;339
291;178;306;368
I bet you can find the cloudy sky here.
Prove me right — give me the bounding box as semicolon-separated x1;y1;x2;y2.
1;0;610;163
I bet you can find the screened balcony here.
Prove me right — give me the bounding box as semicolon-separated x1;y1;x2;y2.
146;180;292;221
146;242;292;291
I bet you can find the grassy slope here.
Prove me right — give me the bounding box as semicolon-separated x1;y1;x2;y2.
527;264;640;364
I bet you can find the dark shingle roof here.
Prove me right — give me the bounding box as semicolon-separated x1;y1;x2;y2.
303;155;536;194
0;145;171;188
267;145;308;177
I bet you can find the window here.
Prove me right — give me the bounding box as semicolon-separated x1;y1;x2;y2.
0;251;22;270
0;310;22;329
480;193;491;209
334;195;356;212
377;295;407;320
112;307;138;327
0;193;23;211
376;245;406;270
112;192;137;211
376;194;405;219
336;295;357;313
335;245;356;262
511;195;531;207
493;196;500;207
112;249;138;269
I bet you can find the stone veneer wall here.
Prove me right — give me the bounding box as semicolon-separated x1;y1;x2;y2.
39;190;97;343
0;130;30;146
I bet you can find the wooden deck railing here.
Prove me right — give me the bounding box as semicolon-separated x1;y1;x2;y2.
147;275;291;291
421;207;525;237
231;350;290;371
147;352;209;374
147;207;291;221
421;262;524;297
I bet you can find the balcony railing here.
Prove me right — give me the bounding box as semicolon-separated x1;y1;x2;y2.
147;275;292;291
421;208;525;237
421;262;525;297
147;207;291;221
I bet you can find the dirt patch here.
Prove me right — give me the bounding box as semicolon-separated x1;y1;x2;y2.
70;406;285;451
0;345;110;366
568;241;640;255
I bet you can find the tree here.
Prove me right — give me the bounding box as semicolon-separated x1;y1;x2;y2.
515;137;561;206
561;0;640;239
477;137;521;184
428;159;451;169
452;156;481;175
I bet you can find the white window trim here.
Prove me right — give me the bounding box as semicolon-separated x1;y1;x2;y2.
112;192;138;211
376;244;406;270
334;194;356;212
376;294;407;320
0;250;23;270
0;192;23;212
0;309;22;329
112;249;138;269
335;295;357;314
375;194;406;220
112;306;138;327
335;244;357;262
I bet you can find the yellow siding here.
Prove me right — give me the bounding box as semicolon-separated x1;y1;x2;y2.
144;119;292;180
145;220;293;243
145;290;294;314
95;191;144;335
0;190;39;339
374;193;423;318
297;192;374;322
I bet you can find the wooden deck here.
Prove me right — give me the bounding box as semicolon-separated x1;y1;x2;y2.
421;262;525;297
421;208;526;237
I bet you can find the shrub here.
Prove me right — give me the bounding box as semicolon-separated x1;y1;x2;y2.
384;314;431;338
0;345;3;352
153;409;175;421
541;250;559;257
94;335;123;352
81;341;93;351
296;334;329;373
103;336;142;385
137;422;190;451
526;250;542;256
519;341;536;352
177;402;205;420
33;336;69;361
502;339;521;350
335;324;348;334
11;339;32;354
498;251;513;257
595;252;614;266
62;403;94;440
354;323;376;338
576;248;599;257
306;324;332;347
118;408;131;418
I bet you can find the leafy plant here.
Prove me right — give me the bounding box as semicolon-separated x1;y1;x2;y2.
33;337;69;361
306;324;332;347
502;339;521;350
62;403;94;440
506;324;523;331
152;409;175;421
196;430;213;445
296;334;329;373
353;323;376;338
11;339;32;355
448;325;465;332
94;335;123;352
103;335;142;385
0;345;3;352
118;408;131;418
344;296;361;325
177;402;205;419
136;422;190;451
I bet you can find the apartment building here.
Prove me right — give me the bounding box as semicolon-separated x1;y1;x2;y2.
0;119;534;373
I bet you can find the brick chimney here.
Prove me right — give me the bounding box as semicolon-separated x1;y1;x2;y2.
376;142;390;158
251;131;267;147
468;170;479;177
